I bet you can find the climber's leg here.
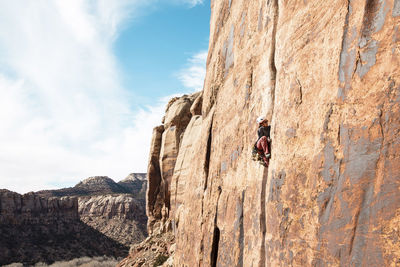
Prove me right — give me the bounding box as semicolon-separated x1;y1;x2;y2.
257;136;270;167
257;136;269;155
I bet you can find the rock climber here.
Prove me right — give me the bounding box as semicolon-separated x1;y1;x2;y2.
256;116;271;167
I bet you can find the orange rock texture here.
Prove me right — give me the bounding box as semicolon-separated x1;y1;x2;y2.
122;0;400;266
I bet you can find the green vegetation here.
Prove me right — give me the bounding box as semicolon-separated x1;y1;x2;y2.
153;254;169;267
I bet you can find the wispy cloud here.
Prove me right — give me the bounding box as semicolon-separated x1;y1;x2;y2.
0;0;206;194
0;0;160;193
177;51;207;92
173;0;204;8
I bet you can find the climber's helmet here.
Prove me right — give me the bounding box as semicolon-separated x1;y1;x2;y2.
257;116;266;124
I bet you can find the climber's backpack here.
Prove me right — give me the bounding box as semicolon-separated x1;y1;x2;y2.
251;142;263;162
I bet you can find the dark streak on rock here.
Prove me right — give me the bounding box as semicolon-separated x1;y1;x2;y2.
356;39;379;78
317;120;387;265
210;226;220;267
356;0;388;78
378;108;384;140
223;25;235;77
295;78;303;105
269;0;279;119
204;118;214;190
240;12;246;38
361;0;388;36
258;7;263;31
322;141;340;183
268;170;286;203
238;190;245;267
350;184;375;265
323;104;333;132
338;0;352;85
349;208;360;255
394;0;400;17
210;186;222;267
259;166;269;267
279;208;291;247
285;128;296;138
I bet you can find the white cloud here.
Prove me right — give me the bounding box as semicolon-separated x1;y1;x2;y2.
0;0;206;194
0;0;166;194
0;70;169;193
172;0;204;7
177;51;207;92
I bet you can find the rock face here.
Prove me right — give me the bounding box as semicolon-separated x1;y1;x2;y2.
0;190;127;266
79;194;147;246
117;231;175;267
0;189;78;224
146;125;165;233
37;175;148;246
121;0;400;266
146;93;200;234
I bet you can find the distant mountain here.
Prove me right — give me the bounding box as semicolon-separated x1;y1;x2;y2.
120;173;147;181
75;176;128;194
36;173;147;200
118;173;147;200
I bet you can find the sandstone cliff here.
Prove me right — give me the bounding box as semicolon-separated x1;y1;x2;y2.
122;0;400;266
37;175;148;246
1;174;148;266
146;93;201;234
79;194;147;246
0;190;127;266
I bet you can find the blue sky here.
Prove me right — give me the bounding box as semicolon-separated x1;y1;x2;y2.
115;2;210;103
0;0;210;193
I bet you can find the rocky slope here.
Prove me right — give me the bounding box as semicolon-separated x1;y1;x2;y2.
120;0;400;266
79;194;147;246
0;190;127;266
1;174;148;266
37;175;148;246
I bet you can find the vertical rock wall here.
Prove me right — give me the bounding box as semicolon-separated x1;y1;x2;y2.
0;190;78;224
146;93;200;234
137;0;400;266
146;125;165;232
